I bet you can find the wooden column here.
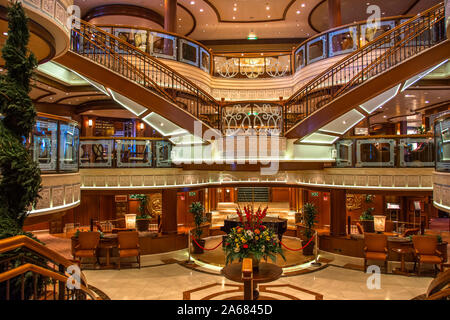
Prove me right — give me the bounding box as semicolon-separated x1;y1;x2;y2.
328;0;342;28
330;189;347;236
164;0;177;33
162;189;178;234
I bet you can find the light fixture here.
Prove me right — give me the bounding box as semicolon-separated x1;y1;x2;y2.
373;215;386;233
190;1;195;4
233;7;237;11
199;8;204;12
2;32;7;36
296;10;300;14
266;5;270;10
425;100;430;103
88;119;93;127
160;122;164;127
301;3;306;7
247;30;258;40
140;123;145;130
125;214;136;229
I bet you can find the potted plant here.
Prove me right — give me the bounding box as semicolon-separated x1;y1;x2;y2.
223;206;285;270
360;195;375;233
302;203;318;256
190;202;206;254
131;194;152;232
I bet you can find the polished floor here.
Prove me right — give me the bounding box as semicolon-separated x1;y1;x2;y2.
81;250;433;300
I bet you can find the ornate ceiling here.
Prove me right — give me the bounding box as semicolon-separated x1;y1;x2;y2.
74;0;440;41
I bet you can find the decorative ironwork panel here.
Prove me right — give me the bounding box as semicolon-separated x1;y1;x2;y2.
116;140;152;167
399;138;434;167
356;139;395;167
79;140;113;168
59;122;80;171
32;119;58;171
221;103;283;136
336;140;353;167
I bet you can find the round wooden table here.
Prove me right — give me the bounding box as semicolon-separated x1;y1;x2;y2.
222;262;282;300
391;247;414;276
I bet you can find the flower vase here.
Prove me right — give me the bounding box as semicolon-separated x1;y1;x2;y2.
248;254;260;271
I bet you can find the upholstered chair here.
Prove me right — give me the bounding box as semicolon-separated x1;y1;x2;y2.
73;231;100;267
402;228;420;237
356;222;364;235
412;235;443;276
118;231;140;270
363;233;388;273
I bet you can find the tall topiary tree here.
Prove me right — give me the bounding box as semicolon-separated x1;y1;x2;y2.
0;1;41;239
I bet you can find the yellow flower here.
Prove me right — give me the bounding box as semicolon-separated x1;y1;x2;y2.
235;238;239;242
242;239;247;243
255;236;259;240
266;237;270;241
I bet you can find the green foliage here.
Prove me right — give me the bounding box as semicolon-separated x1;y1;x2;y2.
130;194;151;219
189;202;205;239
302;203;318;239
0;1;41;237
0;2;44;300
360;207;375;221
437;235;442;243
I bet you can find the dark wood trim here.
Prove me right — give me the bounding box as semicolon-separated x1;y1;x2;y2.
177;3;196;37
286;40;450;139
308;0;326;33
83;4;164;27
35;74;97;93
54;93;106;104
200;38;307;46
403;0;421;15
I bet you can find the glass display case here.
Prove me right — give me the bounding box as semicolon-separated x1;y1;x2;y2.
31;115;80;173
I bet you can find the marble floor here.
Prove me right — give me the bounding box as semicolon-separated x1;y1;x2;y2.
82;250;434;300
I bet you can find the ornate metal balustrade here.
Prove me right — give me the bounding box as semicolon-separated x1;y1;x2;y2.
221;103;283;136
284;3;447;133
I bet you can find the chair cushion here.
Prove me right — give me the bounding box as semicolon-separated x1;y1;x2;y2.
419;255;442;264
365;252;387;261
75;249;95;257
119;249;139;257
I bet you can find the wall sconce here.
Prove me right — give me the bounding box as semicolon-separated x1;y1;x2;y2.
139;123;145;130
88;119;93;127
125;214;136;229
373;215;386;233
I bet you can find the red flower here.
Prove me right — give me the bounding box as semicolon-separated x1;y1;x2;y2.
243;244;248;249
225;242;230;246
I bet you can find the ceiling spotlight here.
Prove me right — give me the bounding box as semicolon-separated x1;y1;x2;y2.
199;8;204;12
2;32;7;36
267;15;271;18
190;1;195;4
301;3;306;7
296;10;301;14
233;7;237;11
266;6;270;10
160;123;164;127
425;100;430;103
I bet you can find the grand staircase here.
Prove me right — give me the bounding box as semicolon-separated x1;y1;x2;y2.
56;3;448;141
0;235;101;300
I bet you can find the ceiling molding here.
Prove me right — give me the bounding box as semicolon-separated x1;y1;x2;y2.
202;0;297;23
54;93;107;104
200;37;306;46
83;4;165;27
178;3;197;37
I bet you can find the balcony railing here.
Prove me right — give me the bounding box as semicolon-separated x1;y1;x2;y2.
335;135;435;168
29;114;80;173
434;114;450;172
92;16;412;80
79;137;173;168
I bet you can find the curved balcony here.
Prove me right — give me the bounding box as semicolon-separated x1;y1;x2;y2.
28;113;81;216
433;113;450;213
93;16;410;81
0;0;73;62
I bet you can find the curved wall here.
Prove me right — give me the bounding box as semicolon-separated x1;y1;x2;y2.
0;0;72;59
433;171;450;213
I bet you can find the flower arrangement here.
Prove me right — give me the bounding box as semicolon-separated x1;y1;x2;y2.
223;205;285;266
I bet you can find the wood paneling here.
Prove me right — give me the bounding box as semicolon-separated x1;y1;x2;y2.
272;187;290;202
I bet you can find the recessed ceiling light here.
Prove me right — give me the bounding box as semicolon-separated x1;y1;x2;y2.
2;32;8;36
190;1;195;4
425;100;430;103
296;10;300;14
267;15;271;18
160;123;164;127
199;8;204;12
266;6;270;10
233;7;237;11
232;16;236;19
301;3;306;7
383;115;387;118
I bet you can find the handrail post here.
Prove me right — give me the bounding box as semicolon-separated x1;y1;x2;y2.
311;231;322;267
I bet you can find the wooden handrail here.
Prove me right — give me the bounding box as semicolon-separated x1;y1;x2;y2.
80;136;167;141
0;235;73;268
0;263;98;299
346;134;433;140
286;2;445;105
74;19;219;104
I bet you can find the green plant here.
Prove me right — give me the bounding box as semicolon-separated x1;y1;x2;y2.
360;207;375;220
437;235;442;243
302;203;318;239
417;125;426;134
189;202;205;239
0;1;41;237
0;2;43;300
130;194;151;219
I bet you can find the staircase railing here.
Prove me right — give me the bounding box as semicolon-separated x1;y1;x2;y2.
69;19;221;130
284;2;447;133
0;235;97;300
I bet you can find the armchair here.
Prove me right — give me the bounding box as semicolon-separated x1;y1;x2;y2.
118;231;140;270
73;231;100;267
412;235;443;276
402;228;420;237
363;233;388;273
